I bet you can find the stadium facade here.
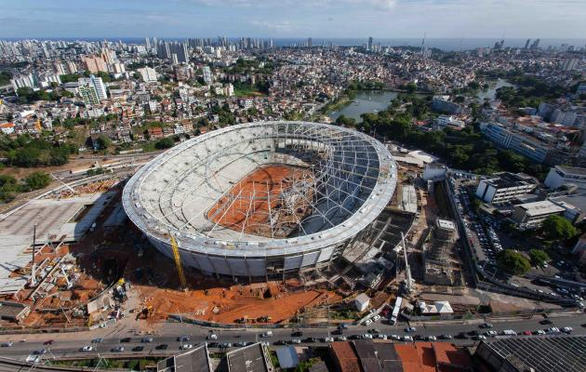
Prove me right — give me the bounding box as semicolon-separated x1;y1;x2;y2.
122;121;397;279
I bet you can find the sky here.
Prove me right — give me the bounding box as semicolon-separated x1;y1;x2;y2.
1;0;585;39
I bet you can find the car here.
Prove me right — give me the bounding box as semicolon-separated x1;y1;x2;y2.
485;331;498;337
289;338;302;344
368;328;381;334
364;319;372;326
132;346;144;352
324;337;334;343
207;334;218;340
303;337;316;343
376;334;387;340
479;322;494;329
545;327;560;334
349;334;362;340
81;345;94;352
1;341;13;347
373;315;381;322
338;323;349;330
141;337;153;343
336;336;348;341
25;354;41;363
522;331;532;336
405;327;416;333
92;338;103;343
426;336;437;341
363;333;373;339
438;334;452;340
208;342;219;348
43;340;54;345
455;332;468;340
261;331;273;338
221;342;232;348
414;335;425;341
533;330;546;335
402;336;413;342
180;344;193;350
472;335;487;340
291;331;303;337
111;346;125;352
540;319;553;325
561;327;573;334
234;342;247;347
177;336;190;342
501;330;517;336
156;344;168;350
120;337;132;343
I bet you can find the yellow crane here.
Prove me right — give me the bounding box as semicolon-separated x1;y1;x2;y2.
170;234;187;289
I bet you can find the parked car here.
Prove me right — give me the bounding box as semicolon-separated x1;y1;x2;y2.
156;344;168;350
141;337;153;343
405;327;417;332
132;346;144;352
111;346;125;352
81;346;94;352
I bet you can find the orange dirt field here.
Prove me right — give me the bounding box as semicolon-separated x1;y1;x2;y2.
138;282;341;324
207;165;314;238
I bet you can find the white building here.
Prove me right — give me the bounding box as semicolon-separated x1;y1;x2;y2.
202;66;213;85
475;172;537;204
354;293;370;312
512;200;565;229
544;165;586;191
137;67;158;83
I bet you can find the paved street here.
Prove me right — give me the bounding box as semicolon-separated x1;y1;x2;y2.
1;313;585;362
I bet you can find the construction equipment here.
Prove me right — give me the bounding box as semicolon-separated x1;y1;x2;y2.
170;234;187;289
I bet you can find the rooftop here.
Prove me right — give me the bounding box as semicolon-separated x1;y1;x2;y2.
517;200;565;216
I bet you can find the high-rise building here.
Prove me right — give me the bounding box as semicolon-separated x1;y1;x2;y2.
78;75;108;103
524;39;531;49
83;55;108;73
530;38;540;49
307;38;312;48
202;66;213;84
137;67;158;82
145;37;151;52
66;61;78;74
368;37;373;51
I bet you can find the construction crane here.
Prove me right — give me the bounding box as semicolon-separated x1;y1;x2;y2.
170;234;187;289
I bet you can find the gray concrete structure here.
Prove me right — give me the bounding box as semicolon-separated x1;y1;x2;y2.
123;121;397;279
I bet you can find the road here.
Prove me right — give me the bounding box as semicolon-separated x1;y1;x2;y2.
1;313;585;363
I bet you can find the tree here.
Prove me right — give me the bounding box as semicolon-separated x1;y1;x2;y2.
22;171;51;191
155;137;175;150
542;215;577;241
496;249;531;276
528;249;550;267
95;135;111;151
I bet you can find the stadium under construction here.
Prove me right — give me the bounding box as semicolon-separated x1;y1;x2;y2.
122;121;398;280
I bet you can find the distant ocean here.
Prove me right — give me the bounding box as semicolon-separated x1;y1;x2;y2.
4;37;586;51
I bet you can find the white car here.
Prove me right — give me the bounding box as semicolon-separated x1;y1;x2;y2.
323;337;334;343
561;327;573;334
364;319;372;326
81;345;95;352
335;336;347;341
207;334;218;340
25;354;40;363
290;338;301;344
402;336;413;342
180;344;193;350
373;315;381;322
363;333;373;339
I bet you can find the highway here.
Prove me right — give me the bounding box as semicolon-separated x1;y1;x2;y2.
1;313;585;363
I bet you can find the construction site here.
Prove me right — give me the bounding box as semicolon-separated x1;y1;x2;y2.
0;122;498;333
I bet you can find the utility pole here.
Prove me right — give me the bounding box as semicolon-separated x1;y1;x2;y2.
31;224;37;287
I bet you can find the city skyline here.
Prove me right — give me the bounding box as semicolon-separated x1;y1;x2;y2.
2;0;586;39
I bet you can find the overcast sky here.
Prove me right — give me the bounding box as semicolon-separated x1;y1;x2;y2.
1;0;585;39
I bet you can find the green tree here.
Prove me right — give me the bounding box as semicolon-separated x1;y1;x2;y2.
155;137;175;150
542;215;577;241
528;249;550;267
496;249;531;276
22;171;51;191
95;135;111;150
